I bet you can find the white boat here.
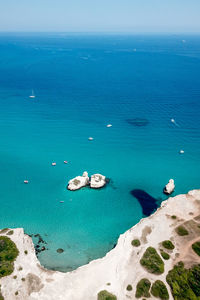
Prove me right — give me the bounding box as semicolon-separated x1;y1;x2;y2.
29;90;35;98
24;180;29;184
106;124;112;128
88;137;94;141
52;162;56;166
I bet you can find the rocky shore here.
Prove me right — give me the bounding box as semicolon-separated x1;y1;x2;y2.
0;189;200;299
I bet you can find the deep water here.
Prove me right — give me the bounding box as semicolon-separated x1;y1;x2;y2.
0;33;200;271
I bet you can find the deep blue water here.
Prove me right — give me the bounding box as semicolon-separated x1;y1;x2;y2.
0;33;200;271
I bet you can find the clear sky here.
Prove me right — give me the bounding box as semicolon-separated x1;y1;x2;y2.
0;0;200;33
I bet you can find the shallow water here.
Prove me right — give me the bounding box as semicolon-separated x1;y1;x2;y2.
0;33;200;271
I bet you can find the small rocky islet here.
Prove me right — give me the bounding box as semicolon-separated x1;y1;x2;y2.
67;171;106;191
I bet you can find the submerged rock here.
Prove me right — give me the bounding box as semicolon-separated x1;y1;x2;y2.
90;174;106;189
126;118;149;127
67;171;89;191
57;248;64;253
163;179;175;195
130;189;158;216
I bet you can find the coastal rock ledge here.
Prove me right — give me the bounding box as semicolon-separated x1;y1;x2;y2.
1;189;200;299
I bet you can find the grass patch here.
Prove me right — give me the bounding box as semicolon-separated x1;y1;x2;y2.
135;278;151;298
192;241;200;257
0;236;19;278
151;280;169;299
6;230;14;236
140;247;164;274
166;261;200;299
131;239;141;247
126;284;132;291
97;290;117;300
162;240;175;250
160;250;170;260
176;225;189;236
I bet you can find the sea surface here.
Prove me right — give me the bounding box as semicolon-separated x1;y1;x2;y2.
0;33;200;271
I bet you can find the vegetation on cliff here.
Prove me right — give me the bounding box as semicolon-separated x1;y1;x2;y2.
140;247;164;274
0;236;19;278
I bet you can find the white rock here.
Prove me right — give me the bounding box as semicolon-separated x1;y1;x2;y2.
163;179;175;195
90;174;106;189
1;189;200;299
68;171;89;191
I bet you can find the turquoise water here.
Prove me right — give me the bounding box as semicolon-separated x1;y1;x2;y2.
0;33;200;271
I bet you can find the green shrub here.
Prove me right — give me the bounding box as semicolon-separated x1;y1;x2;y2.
15;291;18;296
192;242;200;257
151;280;169;299
6;230;14;236
171;215;177;219
166;262;200;299
21;278;25;282
131;239;141;247
162;240;175;250
0;284;4;300
135;278;151;298
24;250;28;255
0;236;19;278
176;226;189;236
160;250;170;260
0;229;9;234
97;290;117;300
13;275;17;279
126;284;132;291
140;247;164;274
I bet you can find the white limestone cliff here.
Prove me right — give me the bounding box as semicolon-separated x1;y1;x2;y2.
0;189;200;300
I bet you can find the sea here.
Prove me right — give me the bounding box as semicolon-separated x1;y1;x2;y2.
0;33;200;271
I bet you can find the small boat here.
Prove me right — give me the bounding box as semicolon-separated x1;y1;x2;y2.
64;161;68;164
179;150;184;154
60;201;64;203
29;89;35;99
88;137;94;141
24;180;29;184
106;124;112;128
52;162;56;166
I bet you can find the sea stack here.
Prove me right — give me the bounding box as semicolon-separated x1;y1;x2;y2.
67;171;89;191
163;179;175;195
90;174;106;189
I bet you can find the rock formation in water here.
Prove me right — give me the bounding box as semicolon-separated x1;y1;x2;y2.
67;171;89;190
90;174;106;189
163;179;175;195
0;189;200;299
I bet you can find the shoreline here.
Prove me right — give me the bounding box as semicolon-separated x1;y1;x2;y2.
0;189;200;299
